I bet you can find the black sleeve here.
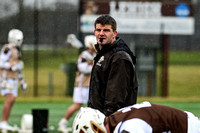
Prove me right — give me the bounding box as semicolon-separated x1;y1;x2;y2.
103;55;133;116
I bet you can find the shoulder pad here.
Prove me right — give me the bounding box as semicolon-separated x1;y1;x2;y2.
4;47;10;54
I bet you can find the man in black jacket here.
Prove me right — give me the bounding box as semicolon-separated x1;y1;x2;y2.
88;15;138;116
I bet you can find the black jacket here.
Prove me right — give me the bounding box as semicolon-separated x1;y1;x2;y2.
88;37;138;116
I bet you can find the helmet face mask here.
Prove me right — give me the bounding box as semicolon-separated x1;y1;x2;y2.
8;29;23;47
90;121;106;133
72;107;107;133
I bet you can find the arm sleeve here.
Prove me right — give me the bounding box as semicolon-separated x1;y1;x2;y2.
11;60;24;71
103;54;133;116
77;61;92;74
77;51;93;74
116;118;152;133
0;48;11;69
0;61;11;69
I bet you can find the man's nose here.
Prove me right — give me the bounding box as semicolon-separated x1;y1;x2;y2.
99;30;104;35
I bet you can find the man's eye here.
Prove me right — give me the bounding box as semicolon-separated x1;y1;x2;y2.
104;29;110;32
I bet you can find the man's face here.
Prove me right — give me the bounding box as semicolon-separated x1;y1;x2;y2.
94;24;117;47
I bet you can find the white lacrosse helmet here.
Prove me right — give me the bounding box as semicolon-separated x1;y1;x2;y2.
84;35;97;49
72;107;107;133
8;29;23;47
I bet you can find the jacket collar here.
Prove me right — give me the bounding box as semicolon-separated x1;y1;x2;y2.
95;37;120;54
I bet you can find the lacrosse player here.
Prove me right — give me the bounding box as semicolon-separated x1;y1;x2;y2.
73;101;200;133
0;29;27;131
58;35;97;133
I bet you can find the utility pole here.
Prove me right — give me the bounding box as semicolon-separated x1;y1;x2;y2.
33;0;39;97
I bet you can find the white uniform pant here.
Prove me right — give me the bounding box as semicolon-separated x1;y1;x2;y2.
73;87;89;104
0;78;18;97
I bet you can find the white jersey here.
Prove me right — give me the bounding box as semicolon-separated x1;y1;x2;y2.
0;43;24;97
0;43;23;79
74;50;94;87
73;50;95;104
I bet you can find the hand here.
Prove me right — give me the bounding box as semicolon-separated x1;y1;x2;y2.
20;80;28;93
11;61;24;71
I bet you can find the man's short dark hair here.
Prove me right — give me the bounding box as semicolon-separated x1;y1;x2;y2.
94;15;117;31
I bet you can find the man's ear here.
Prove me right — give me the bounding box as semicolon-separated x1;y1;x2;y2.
114;30;117;38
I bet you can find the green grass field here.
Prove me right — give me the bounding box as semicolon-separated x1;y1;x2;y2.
18;49;200;98
0;98;200;133
0;49;200;132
